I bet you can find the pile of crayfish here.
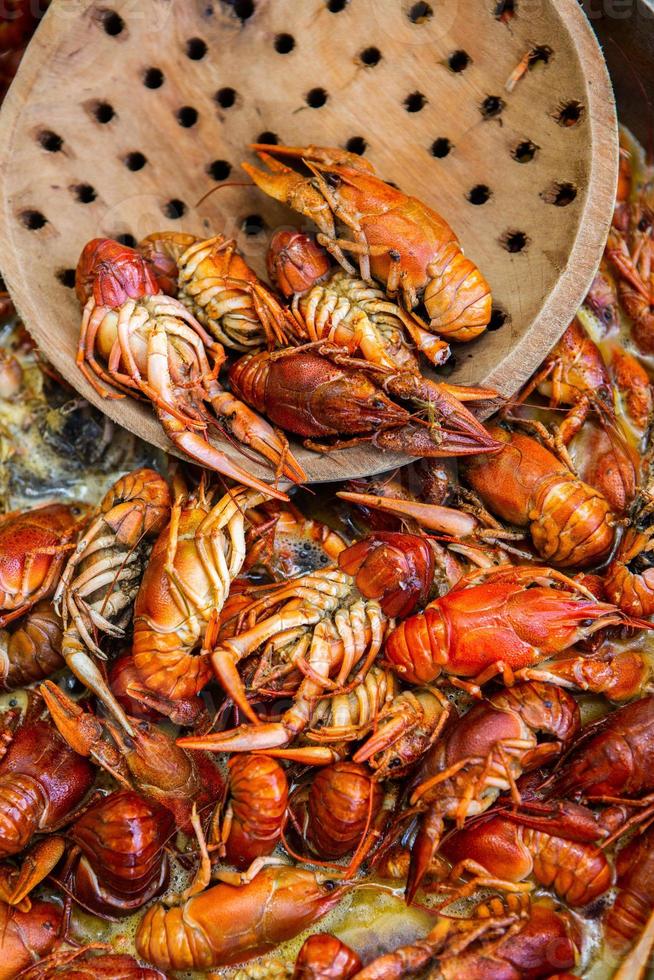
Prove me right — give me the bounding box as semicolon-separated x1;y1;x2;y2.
1;130;654;980
74;141;501;498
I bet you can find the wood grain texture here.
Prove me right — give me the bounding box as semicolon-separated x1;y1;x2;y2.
0;0;618;485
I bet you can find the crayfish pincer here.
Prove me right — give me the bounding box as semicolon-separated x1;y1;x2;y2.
229;344;500;458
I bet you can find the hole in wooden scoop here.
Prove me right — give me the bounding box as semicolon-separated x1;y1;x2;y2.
186;37;207;60
431;137;452;157
405;91;426;112
143;67;164;88
512;139;538;162
500;229;529;253
541;181;577;206
207;159;232;180
20;210;47;230
275;33;295;54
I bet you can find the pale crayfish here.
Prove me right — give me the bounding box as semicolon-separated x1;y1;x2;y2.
179;564;389;757
140;231;294;351
267;230;450;368
75;237;302;493
52;467;171;731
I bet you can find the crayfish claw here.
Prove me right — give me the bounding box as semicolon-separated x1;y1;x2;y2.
159;420;289;502
249;143;376;173
406;808;446;905
178;721;292;753
336;491;479;537
39;680;106;757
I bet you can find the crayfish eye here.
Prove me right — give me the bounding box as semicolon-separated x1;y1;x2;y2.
326;173;341;188
323;879;338;891
372;398;386;408
638;217;650;232
389;758;401;769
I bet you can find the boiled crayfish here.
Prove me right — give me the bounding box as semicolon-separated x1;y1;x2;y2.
244;144;492;341
384;564;640;692
140;231;294;351
267;230;449;368
75;237;301;494
229;343;499;457
399;681;581;902
464;425;616;567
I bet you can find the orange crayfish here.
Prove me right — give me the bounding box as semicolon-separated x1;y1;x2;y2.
464;425;617;567
135;865;352;971
396;681;581;902
266;230;450;369
213;754;288;871
606;820;654;956
244;144;492;342
384;564;643;692
605;439;654;616
140;232;294;351
293;933;362;980
63;789;174;918
40;681;223;833
0;697;95;859
441;801;612;908
0;502;82;627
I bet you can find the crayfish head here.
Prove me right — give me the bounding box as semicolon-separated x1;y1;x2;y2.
39;680;131;786
108;717;195;798
76;238;160;309
339;532;435;617
137;231;199;296
243;154;337;238
267;229;331;297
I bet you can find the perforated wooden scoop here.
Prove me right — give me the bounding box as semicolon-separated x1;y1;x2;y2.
0;0;617;484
